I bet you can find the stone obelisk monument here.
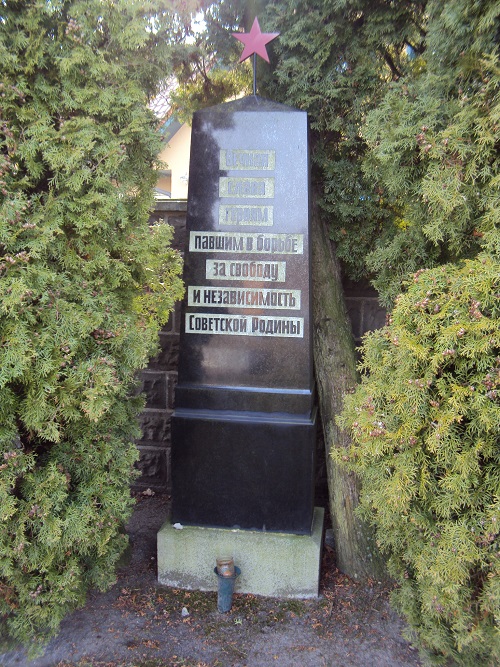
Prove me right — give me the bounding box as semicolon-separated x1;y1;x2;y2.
158;18;324;597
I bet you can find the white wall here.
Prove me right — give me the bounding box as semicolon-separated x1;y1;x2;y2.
157;123;192;200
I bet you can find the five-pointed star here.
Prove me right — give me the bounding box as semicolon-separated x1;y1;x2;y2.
232;17;279;63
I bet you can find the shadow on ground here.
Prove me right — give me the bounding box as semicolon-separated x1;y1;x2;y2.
0;493;421;667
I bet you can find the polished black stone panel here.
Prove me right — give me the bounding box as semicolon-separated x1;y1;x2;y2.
171;96;316;534
171;408;317;534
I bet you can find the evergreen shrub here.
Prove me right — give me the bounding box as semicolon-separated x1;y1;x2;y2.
338;256;500;666
0;0;183;650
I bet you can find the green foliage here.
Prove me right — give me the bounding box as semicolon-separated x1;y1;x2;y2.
338;256;500;665
171;64;251;124
363;0;500;305
167;0;252;121
261;0;427;284
272;0;500;662
262;0;499;305
0;0;183;650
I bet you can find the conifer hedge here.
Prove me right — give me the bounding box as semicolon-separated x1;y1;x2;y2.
339;257;500;666
0;0;183;649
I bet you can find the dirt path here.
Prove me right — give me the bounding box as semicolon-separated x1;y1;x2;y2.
0;493;422;667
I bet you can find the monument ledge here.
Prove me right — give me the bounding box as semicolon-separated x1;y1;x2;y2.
158;507;324;598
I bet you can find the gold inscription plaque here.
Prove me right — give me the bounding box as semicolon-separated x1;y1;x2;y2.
219;149;275;171
206;259;286;282
219;204;274;226
190;232;303;254
219;177;275;199
185;313;304;338
188;286;301;310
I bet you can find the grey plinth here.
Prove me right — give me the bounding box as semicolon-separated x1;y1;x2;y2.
157;507;324;598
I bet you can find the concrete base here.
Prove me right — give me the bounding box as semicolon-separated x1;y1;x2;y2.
157;507;324;598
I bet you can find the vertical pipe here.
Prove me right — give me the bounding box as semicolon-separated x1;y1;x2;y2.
253;53;257;95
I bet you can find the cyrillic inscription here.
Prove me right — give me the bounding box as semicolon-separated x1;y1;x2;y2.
220;149;275;171
186;313;304;338
190;232;303;254
188;286;301;310
185;141;307;339
219;205;273;226
206;260;286;282
219;177;275;199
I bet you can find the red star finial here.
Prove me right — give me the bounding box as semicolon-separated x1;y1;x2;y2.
232;17;279;64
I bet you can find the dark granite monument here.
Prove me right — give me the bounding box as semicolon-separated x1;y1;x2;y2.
171;95;317;535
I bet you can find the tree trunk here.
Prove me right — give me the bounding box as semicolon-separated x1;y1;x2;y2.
311;205;387;581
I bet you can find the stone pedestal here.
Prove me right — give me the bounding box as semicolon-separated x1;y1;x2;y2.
157;507;324;598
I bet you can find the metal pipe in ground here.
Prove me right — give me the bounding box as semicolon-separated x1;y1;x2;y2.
214;566;241;613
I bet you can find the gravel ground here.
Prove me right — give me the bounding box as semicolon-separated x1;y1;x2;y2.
0;493;422;667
